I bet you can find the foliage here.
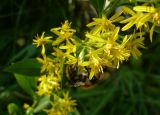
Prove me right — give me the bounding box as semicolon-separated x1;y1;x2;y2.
1;0;160;115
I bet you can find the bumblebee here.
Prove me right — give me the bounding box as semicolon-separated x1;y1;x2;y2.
65;62;107;89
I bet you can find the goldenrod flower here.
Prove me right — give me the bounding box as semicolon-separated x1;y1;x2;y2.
86;17;115;34
89;54;103;79
65;55;79;65
126;33;145;59
104;34;130;68
50;20;76;45
108;6;137;31
86;17;130;70
52;32;74;45
37;55;55;73
134;6;160;24
61;92;76;112
110;46;130;68
103;27;120;53
85;32;105;48
133;5;160;41
59;40;76;55
86;13;124;35
37;74;60;96
33;32;52;55
51;20;76;35
52;48;66;59
45;92;76;115
120;10;151;31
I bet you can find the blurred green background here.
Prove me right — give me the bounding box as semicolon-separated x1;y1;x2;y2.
1;0;160;115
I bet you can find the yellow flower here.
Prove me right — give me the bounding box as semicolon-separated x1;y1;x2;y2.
65;47;87;66
103;27;120;51
52;47;66;60
107;6;138;32
59;40;76;55
86;17;115;35
61;92;77;112
37;55;55;73
65;55;79;65
86;13;124;35
86;20;130;69
51;20;76;35
45;92;76;115
37;74;60;96
102;29;130;68
110;45;130;68
133;5;160;41
85;26;120;49
52;32;74;46
126;33;145;59
120;10;151;31
84;53;103;80
33;32;52;55
50;20;76;45
85;32;105;48
102;34;130;69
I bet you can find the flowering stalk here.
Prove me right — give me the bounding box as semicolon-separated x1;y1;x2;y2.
24;1;159;115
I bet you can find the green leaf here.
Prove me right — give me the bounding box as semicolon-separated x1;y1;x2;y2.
5;58;41;76
8;103;22;115
14;73;37;98
33;96;50;113
155;26;160;34
90;0;105;16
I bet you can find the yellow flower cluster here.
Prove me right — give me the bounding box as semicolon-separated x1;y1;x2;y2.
119;5;160;42
31;3;159;115
45;92;76;115
31;21;77;115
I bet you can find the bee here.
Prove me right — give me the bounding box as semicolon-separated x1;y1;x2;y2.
65;62;109;89
65;62;97;89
